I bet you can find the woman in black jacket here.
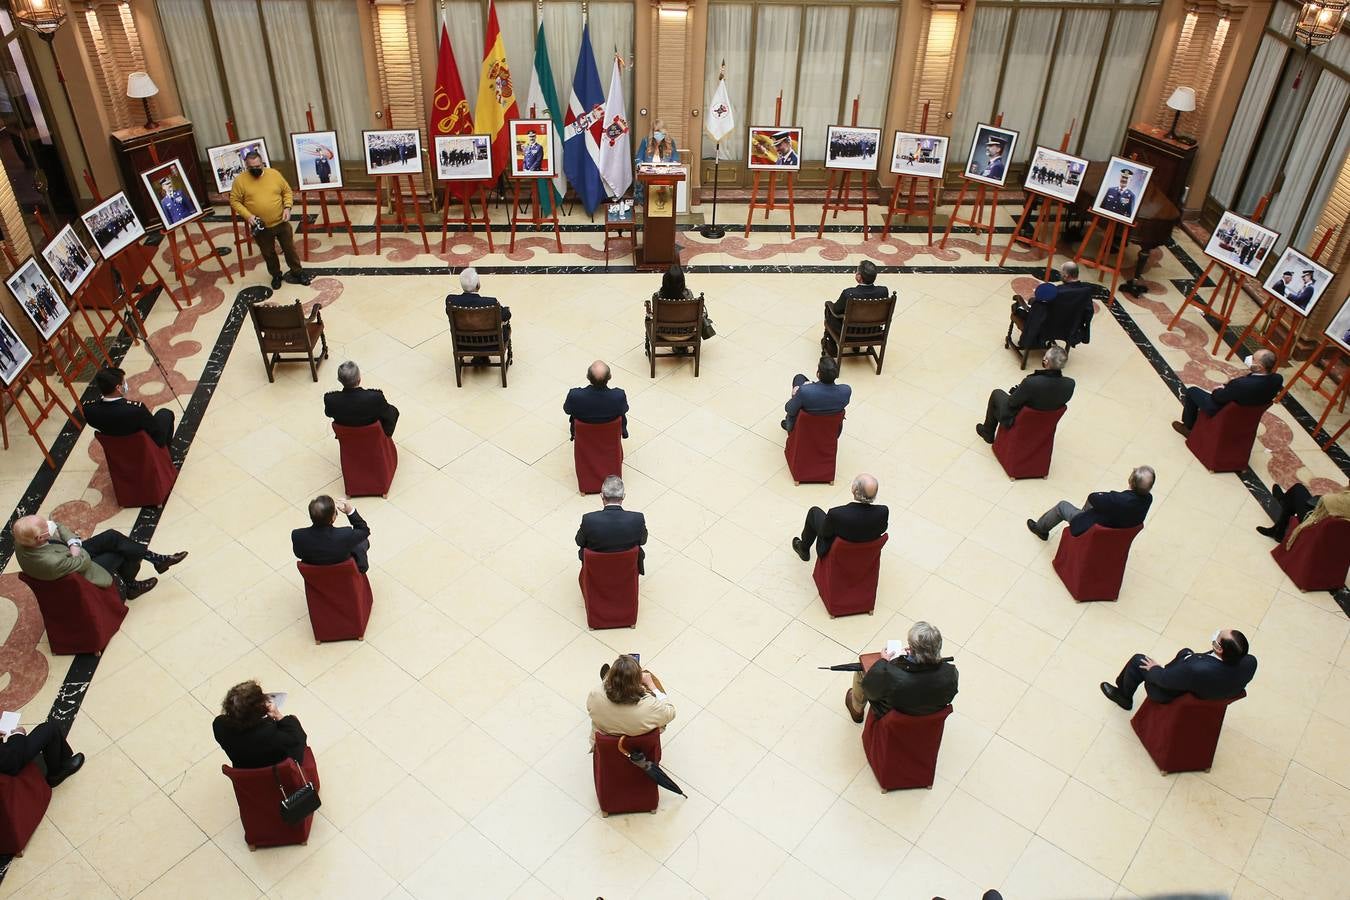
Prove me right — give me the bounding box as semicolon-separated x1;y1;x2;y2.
213;680;307;769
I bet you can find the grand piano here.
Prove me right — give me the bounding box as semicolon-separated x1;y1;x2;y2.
1065;160;1182;296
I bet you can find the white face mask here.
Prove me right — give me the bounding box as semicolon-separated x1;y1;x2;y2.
1243;355;1253;368
1211;629;1221;648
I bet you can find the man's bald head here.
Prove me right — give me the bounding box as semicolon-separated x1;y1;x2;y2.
851;474;879;504
12;515;47;548
587;360;612;388
1252;349;1277;374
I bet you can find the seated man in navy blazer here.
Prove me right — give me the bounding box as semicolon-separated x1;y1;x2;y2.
1100;628;1256;710
823;260;889;355
292;495;371;573
783;356;851;432
576;476;648;574
82;366;175;447
564;360;629;439
446;267;511;364
324;360;399;437
1172;348;1282;437
975;345;1075;443
792;473;889;561
1026;464;1154;540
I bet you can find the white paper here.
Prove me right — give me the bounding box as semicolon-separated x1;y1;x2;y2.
884;640;903;658
266;692;288;711
0;711;19;734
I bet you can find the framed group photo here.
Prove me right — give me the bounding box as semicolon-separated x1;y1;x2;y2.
0;312;31;387
292;131;342;191
748;126;802;171
1262;247;1333;316
206;137;269;193
1204;210;1279;278
890;132;947;178
363;129;423;176
41;224;96;295
824;125;882;172
1090;157;1154;225
80;192;145;260
510;120;555;177
435;134;493;181
1024;146;1088;204
965;123;1018;186
140;158;204;231
6;257;70;342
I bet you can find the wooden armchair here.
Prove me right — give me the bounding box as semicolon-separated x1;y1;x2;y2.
823;292;896;374
449;304;512;387
645;292;704;378
248;299;328;382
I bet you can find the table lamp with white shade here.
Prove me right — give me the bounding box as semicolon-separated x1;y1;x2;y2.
126;72;160;130
1164;86;1196;141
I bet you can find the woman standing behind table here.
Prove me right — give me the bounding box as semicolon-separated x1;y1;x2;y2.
213;680;308;769
635;120;678;203
586;654;676;747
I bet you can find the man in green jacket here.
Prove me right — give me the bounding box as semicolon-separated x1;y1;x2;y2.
12;515;187;600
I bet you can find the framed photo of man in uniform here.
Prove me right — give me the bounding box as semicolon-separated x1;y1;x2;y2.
890;132;947;178
363;129;423;176
1204;210;1279;278
965;123;1018;186
291;131;343;191
1024;146;1089;204
1090;157;1153;225
206;137;269;193
0;312;32;387
80;192;145;260
139;159;204;232
824;125;881;171
510;120;554;177
436;134;493;181
41;225;96;295
1262;247;1332;316
748;126;803;171
1326;297;1350;354
6;257;70;342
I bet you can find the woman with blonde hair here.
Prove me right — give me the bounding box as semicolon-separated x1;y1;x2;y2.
586;654;676;746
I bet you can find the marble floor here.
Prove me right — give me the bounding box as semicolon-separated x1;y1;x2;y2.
0;199;1348;900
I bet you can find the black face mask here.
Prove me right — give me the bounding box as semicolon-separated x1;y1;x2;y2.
247;167;264;177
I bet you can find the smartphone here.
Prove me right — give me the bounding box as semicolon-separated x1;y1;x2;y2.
627;652;640;664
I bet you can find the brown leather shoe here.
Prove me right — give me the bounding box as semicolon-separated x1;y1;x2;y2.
1171;421;1191;438
844;689;864;724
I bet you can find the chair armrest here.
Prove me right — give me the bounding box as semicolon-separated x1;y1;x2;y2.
306;305;323;325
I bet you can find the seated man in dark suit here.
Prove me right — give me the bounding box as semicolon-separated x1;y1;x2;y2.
976;345;1075;443
1010;262;1096;349
564;360;629;439
0;716;83;788
11;514;186;600
1027;464;1154;540
446;266;510;365
791;473;889;561
324;360;399;437
823;260;889;355
1172;349;1282;436
1100;628;1256;711
82;366;175;447
576;475;648;574
292;495;371;573
845;621;958;723
783;355;851;432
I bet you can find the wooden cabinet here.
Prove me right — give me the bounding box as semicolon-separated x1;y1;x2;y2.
110;117;206;229
1122;124;1197;210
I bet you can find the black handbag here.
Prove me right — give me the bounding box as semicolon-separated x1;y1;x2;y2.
273;762;321;824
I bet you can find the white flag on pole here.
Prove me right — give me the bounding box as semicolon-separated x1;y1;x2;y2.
597;54;632;199
706;75;735;146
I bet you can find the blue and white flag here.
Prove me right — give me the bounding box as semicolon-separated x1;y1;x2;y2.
563;21;606;215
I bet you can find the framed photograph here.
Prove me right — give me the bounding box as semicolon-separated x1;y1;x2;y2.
0;312;31;387
1204;210;1279;278
890;132;947;178
291;131;342;191
140;158;204;231
6;257;70;342
363;129;423;176
1090;156;1154;225
965;123;1018;186
748;126;802;171
80;191;145;260
509;120;555;177
435;134;493;181
41;224;96;295
206;137;269;194
1326;296;1350;354
1262;247;1333;316
824;125;882;172
1024;146;1089;204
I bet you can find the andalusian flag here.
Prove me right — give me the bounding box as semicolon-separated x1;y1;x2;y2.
430;25;473;139
526;22;567;214
474;0;519;179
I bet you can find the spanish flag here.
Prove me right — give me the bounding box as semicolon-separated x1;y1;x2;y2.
474;0;519;179
430;24;473;141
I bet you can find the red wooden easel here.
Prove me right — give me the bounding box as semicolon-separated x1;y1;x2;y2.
142;141;233;305
880;102;938;245
1226;226;1336;369
31;209;118;363
817;96;872;239
999;122;1076;279
81;169;180;320
440;181;494;253
296;104;359;260
218;118;255;276
508;176;562;252
939;113;1005;260
0;354;80;470
1072;217;1132;304
1;243;97;413
372;107;431;255
745;94;797;239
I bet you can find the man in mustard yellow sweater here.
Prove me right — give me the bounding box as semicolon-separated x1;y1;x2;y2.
229;150;312;290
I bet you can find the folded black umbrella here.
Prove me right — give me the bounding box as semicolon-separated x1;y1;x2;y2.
618;736;685;797
818;662;864;671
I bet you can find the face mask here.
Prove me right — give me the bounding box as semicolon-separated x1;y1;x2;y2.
247;167;263;177
653;131;665;142
1211;629;1221;646
1243;355;1253;368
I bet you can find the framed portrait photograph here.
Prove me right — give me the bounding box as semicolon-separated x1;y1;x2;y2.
0;312;32;387
80;191;145;260
1262;247;1333;316
41;224;96;296
7;257;70;342
206;137;269;193
363;129;423;176
291;131;342;191
1090;156;1154;225
510;120;555;177
890;132;947;178
965;123;1018;186
140;158;204;231
1024;146;1089;204
748;126;803;171
1204;210;1280;278
1326;296;1350;354
824;125;882;172
435;134;493;181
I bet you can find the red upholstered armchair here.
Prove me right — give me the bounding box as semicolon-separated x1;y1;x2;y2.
1186;402;1270;473
992;405;1066;480
1270;515;1350;592
785;410;845;485
813;534;888;617
95;431;177;507
0;761;52;855
1051;523;1143;602
296;560;374;643
574;418;624;495
221;747;321;849
18;573;127;655
593;730;661;815
862;705;952;791
1131;691;1245;774
579;547;640;629
332;423;398;498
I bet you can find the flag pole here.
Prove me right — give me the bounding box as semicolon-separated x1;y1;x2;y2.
699;60;726;240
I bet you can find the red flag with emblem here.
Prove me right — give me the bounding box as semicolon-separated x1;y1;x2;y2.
430;24;474;142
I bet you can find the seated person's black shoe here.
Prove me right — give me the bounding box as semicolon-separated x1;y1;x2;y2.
1255;524;1281;539
125;577;158;600
47;752;84;788
153;551;189;574
975;424;994;444
1099;682;1131;711
1026;519;1048;541
791;537;810;561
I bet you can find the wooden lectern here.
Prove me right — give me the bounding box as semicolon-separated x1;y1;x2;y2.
637;168;685;270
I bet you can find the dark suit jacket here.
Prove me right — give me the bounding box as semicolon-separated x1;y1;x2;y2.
1209;372;1283;410
564;385;629;439
82;396;170;446
861;657;959;718
1003;370;1075;427
817;501;889;557
576;504;648;573
445;291;511;322
1070;490;1151;536
1020;287;1095;349
1143;650;1258;703
828;283;890;319
213;715;308;769
784;381;852;431
324;387;399;437
291;510;370;569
